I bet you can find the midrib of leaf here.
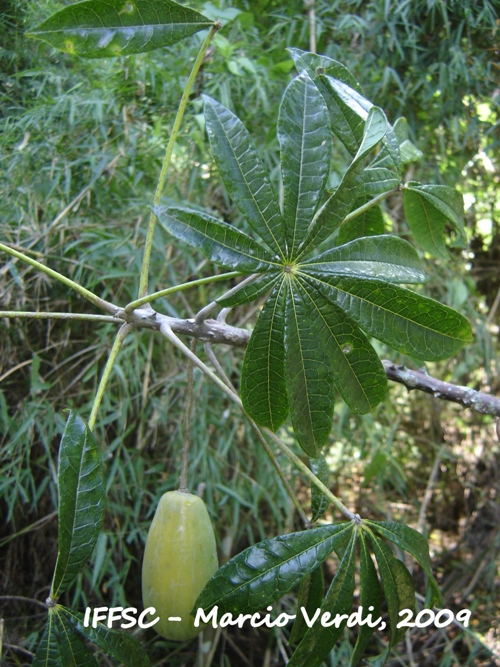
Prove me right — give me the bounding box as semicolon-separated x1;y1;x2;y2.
295;276;372;406
267;277;286;427
415;191;440;250
203;523;354;610
55;607;79;664
306;273;468;344
290;82;309;256
216;113;285;261
288;278;315;435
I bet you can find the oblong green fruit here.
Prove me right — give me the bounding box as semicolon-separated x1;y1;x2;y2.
142;490;218;641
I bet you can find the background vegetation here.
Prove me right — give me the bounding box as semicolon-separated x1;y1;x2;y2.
1;0;499;665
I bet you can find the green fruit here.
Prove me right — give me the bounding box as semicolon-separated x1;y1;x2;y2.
142;490;218;641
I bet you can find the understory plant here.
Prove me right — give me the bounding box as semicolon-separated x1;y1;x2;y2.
1;1;496;666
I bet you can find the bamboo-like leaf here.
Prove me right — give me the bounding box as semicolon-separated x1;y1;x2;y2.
285;283;335;456
51;412;104;600
295;280;387;414
287;530;358;667
289;565;324;645
203;95;286;258
216;272;281;307
305;274;472;360
367;534;416;647
302;235;426;284
365;521;442;606
297;106;388;258
28;0;213;58
278;70;331;257
288;48;362;154
154;205;278;273
62;608;151;667
350;533;382;667
241;279;288;431
194;523;355;616
310;455;330;523
338;199;385;244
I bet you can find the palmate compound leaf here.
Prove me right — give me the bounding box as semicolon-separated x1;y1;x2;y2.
155;63;472;457
194;522;355;616
51;411;104;600
33;606;99;667
28;0;213;59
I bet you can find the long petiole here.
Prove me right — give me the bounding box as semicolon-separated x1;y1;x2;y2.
0;242;115;315
0;311;120;323
88;323;134;431
138;22;221;298
159;321;358;523
125;271;240;313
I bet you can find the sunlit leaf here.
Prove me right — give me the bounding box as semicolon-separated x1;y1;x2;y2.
154;205;278;273
278;70;331;256
195;522;354;616
28;0;213;58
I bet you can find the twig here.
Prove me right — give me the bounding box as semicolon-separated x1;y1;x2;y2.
382;360;500;417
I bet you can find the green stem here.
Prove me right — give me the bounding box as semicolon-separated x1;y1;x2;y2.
0;311;120;323
125;271;239;313
341;187;399;226
0;242;115;315
88;323;133;431
160;321;357;522
138;23;221;298
179;340;197;492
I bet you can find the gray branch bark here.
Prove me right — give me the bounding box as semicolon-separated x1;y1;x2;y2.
118;305;500;418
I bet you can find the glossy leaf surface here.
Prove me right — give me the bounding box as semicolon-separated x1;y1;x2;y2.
195;523;354;616
287;530;357;667
51;412;104;600
28;0;212;58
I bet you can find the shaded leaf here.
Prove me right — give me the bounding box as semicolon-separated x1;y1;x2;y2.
32;612;61;667
194;523;355;616
203;95;286;258
305;274;472;361
287;529;358;667
310;455;330;523
154;205;277;273
54;608;99;667
278;70;331;257
241;279;288;431
338;199;385;244
62;608;151;667
285;282;335;456
350;533;382;667
289;566;324;645
216;272;281;307
404;182;466;257
393;118;423;165
365;521;442;607
295;280;387;414
51;412;104;600
403;189;448;258
302;235;426;284
28;0;213;58
367;533;415;647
